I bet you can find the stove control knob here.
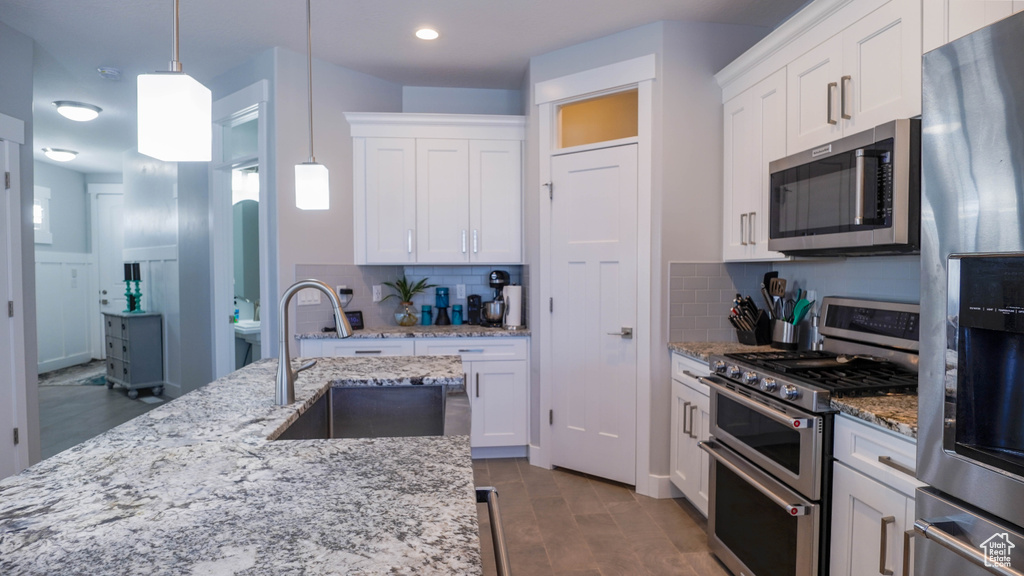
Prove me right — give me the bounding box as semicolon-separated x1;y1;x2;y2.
781;385;800;401
713;360;727;374
760;377;778;392
744;371;759;385
728;366;742;379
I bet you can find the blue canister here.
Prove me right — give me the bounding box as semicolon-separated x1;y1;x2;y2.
435;287;450;309
421;305;432;325
452;305;463;325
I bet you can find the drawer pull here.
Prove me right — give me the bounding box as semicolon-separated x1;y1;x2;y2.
681;401;692;437
688;404;698;439
476;373;480;398
458;349;485;353
878;455;916;477
902;529;914;576
880;515;895;575
354;350;382;355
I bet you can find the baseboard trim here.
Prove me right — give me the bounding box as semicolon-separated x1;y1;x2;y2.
647;474;683;499
528;444;551;469
38;353;94;375
471;445;528;460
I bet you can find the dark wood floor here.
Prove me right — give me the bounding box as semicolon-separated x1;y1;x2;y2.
475;458;725;576
38;384;163;459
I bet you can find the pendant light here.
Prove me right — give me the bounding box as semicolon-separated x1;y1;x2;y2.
295;0;330;210
137;0;211;162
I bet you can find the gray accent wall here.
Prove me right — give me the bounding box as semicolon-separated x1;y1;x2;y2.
402;87;523;115
34;161;88;254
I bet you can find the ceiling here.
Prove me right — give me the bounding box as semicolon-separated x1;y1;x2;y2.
0;0;807;175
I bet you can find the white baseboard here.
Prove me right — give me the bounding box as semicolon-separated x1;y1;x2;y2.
38;352;93;375
528;443;551;469
645;474;684;499
471;445;528;460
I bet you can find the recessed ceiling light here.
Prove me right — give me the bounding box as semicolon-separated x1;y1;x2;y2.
415;28;439;40
42;147;78;162
52;101;102;122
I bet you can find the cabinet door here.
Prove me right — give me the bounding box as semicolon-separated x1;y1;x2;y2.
362;138;417;264
830;463;913;576
469;140;522;263
469;360;528;448
416;139;470;264
787;34;844;152
722;92;757;261
840;0;922;133
751;69;788;260
925;0;1022;52
670;377;710;516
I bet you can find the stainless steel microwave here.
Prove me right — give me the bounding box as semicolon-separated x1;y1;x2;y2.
767;119;920;256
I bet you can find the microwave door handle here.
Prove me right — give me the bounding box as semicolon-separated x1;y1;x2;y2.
914;520;1024;576
699;440;811;516
855;149;867;225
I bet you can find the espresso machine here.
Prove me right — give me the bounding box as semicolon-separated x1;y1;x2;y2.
482;270;509;327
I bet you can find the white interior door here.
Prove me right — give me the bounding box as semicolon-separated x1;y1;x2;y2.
1;135;29;479
550;144;638;485
93;190;125;322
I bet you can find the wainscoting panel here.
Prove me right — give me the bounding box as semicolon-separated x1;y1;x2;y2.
35;252;93;374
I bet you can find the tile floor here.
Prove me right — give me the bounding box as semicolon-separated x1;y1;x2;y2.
474;458;725;576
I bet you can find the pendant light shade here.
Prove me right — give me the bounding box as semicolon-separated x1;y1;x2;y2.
138;73;211;161
137;0;212;162
295;162;330;210
295;0;329;210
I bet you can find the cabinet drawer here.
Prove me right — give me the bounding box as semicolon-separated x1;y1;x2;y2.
320;339;415;357
415;338;527;361
106;337;124;361
834;414;923;496
106;358;121;380
672;352;710;386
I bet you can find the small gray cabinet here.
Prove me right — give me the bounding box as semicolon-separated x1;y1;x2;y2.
104;312;164;398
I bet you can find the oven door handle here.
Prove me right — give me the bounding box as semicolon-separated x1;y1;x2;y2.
699;440;811;516
703;376;817;430
914;520;1024;576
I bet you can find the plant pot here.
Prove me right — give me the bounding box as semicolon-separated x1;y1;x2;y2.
394;301;419;326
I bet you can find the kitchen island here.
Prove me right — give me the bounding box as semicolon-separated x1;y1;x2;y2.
0;357;481;576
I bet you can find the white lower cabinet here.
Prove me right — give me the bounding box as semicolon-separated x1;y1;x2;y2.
830;415;923;576
669;353;712;516
300;339;415;357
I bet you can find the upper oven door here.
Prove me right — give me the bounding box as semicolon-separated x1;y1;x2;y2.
767;119;919;255
707;376;826;500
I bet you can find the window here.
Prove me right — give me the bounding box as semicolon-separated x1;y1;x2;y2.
557;89;638;149
34;186;52;245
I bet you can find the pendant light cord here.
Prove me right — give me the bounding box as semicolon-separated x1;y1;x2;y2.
306;0;316;163
170;0;182;72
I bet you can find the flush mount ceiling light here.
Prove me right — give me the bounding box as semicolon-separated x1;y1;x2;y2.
42;148;78;162
52;101;102;122
137;0;211;162
97;66;122;81
295;0;329;210
415;28;439;40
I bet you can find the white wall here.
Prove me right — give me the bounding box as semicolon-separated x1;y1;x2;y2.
0;19;40;465
525;20;768;483
402;86;523;115
33;161;89;254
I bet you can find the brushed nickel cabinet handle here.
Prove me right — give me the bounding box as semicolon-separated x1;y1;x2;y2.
475;372;480;398
902;529;914;576
681;401;692;437
748;212;756;245
880;515;896;575
878;455;916;477
462;230;467;253
688;404;699;439
740;213;748;245
841;75;852;119
827;82;838;125
472;229;479;253
407;229;414;254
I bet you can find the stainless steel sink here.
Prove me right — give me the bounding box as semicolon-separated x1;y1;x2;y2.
274;385;447;440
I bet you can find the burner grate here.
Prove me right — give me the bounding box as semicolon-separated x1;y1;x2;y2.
724;351;918;397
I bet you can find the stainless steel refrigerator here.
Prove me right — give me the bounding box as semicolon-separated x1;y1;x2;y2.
918;10;1024;576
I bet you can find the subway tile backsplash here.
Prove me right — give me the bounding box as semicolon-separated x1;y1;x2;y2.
668;261;771;343
293;264;525;333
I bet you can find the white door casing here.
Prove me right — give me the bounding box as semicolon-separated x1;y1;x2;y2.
550;144;638;485
0;118;30;479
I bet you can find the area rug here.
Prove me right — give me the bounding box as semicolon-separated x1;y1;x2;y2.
38;360;107;387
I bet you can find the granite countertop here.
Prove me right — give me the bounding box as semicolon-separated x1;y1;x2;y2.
300;325;530;339
0;356;481;575
668;341;918;439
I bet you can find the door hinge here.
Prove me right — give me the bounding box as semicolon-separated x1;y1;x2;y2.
549;409;553;425
544;182;553;200
549;297;553;313
7;301;12;318
13;428;19;445
4;172;9;190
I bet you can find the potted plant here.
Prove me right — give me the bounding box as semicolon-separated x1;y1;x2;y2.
381;276;436;326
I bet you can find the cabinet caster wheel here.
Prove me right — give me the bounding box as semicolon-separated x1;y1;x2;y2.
128;389;139;400
152;386;164;397
106;381;114;389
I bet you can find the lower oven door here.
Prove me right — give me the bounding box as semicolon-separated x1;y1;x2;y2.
707;377;825;500
701;440;820;576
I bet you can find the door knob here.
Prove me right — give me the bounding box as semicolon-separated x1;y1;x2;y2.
101;289;108;295
607;327;633;339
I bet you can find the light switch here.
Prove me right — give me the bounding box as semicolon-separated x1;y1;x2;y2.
456;284;466;299
297;288;321;306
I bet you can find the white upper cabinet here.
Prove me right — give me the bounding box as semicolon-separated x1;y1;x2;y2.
788;0;921;152
723;69;787;262
924;0;1024;52
347;113;525;265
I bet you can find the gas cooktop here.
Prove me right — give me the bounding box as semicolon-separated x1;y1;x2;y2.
724;350;918;397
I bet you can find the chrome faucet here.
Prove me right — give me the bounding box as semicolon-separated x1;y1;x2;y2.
277;279;352;405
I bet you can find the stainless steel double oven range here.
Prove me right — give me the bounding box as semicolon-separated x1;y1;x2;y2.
701;297;920;576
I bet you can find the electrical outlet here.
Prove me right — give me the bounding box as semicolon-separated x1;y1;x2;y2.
372;285;383;302
336;284;347;295
456;284;466;299
297;288;321;306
